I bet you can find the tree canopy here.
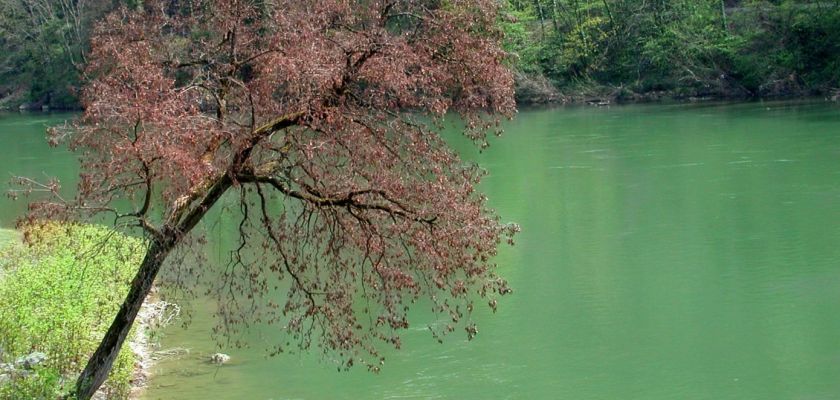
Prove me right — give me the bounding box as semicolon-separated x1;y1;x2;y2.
21;0;518;398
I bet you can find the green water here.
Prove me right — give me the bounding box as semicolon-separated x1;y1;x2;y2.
0;113;77;228
2;101;840;399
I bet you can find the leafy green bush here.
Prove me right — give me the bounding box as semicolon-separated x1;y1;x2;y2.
0;223;146;399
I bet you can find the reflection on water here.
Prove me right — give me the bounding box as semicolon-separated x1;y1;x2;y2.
2;101;840;400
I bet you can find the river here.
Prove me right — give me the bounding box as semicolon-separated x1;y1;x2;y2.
2;100;840;399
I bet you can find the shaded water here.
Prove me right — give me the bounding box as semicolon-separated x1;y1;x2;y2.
2;101;840;399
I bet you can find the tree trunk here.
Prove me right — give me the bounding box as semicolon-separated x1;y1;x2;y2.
550;0;560;32
720;0;728;33
533;0;546;41
73;238;174;399
73;173;233;399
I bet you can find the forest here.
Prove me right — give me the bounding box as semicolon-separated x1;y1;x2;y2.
1;0;839;108
503;0;840;102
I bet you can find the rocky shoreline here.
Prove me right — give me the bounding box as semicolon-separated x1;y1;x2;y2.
123;293;180;400
512;72;840;107
3;76;838;113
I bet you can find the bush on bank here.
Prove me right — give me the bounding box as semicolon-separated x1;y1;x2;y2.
0;223;146;399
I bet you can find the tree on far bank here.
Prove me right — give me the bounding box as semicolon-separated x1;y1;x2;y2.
19;0;518;398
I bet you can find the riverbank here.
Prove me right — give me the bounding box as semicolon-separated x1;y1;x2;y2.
513;72;840;106
128;292;183;400
0;223;151;399
4;76;835;112
0;92;82;112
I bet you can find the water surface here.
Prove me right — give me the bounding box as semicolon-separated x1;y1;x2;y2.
2;101;840;399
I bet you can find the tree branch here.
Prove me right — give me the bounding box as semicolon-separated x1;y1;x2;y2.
236;173;435;224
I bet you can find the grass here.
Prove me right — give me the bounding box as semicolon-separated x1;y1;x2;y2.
0;229;18;280
0;222;146;399
0;228;18;246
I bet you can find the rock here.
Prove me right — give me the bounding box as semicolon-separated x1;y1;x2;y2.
209;353;230;365
15;369;32;378
15;352;47;370
0;373;9;385
586;98;611;106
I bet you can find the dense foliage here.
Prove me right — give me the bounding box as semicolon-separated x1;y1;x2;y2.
1;0;838;107
0;0;142;109
0;223;145;399
502;0;840;101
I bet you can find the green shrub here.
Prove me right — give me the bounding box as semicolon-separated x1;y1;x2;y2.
0;223;146;399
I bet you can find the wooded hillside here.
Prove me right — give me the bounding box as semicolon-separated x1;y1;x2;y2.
503;0;840;102
1;0;839;108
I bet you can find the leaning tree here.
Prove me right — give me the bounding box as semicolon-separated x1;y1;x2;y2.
23;0;517;398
